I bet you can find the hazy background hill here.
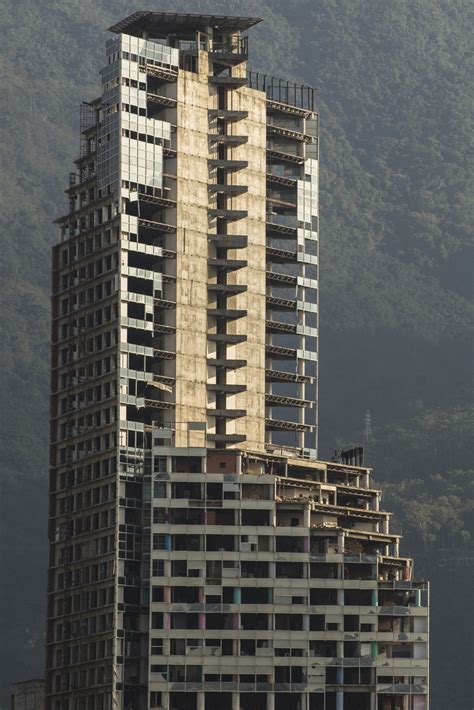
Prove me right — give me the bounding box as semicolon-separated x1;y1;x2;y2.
0;0;472;707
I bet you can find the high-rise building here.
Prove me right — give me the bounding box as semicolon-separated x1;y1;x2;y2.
46;12;429;710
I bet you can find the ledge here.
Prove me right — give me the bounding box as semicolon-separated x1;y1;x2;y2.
208;235;248;249
209;76;247;88
208;159;248;170
209;208;248;220
266;418;313;432
209;109;249;121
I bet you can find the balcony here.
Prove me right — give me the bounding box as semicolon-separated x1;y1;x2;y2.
152;348;175;360
266;245;297;262
153;323;175;335
267;124;314;143
207;307;247;320
266;417;313;432
138;217;176;234
208;234;248;249
144;398;175;411
265;319;297;334
267;148;305;165
206;358;247;369
266;294;297;310
207;383;246;394
208;159;248;170
208;184;248;196
266;270;297;285
208;283;247;296
207;433;246;444
146;92;177;108
266;393;312;407
137;192;176;209
153;297;176;309
267;172;298;187
145;63;178;82
209;208;247;220
209;36;249;61
208;258;248;270
209;109;248;121
209;134;248;147
265;343;297;358
266;368;313;384
207;408;246;419
208;333;247;344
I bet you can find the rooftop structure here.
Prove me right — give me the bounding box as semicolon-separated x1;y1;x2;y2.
45;12;428;710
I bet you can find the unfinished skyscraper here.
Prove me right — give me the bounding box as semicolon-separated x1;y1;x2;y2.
47;12;429;710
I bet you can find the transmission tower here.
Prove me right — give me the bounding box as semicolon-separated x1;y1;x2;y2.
364;409;373;442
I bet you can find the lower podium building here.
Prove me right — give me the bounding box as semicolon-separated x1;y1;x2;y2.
45;11;429;710
145;443;429;710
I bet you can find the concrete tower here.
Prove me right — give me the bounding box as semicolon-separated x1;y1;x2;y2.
46;13;428;710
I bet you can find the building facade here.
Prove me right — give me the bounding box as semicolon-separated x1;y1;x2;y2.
11;680;45;710
46;12;428;710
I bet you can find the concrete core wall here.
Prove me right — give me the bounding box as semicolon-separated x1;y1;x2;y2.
175;58;211;448
227;85;267;451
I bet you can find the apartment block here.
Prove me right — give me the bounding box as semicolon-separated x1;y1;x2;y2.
46;12;428;710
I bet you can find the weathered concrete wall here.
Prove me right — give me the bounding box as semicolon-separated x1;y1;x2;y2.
174;56;210;448
226;85;267;452
175;53;266;451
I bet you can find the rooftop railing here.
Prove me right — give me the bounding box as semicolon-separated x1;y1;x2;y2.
247;71;315;111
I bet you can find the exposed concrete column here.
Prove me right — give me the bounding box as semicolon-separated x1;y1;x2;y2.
267;692;275;710
337;531;345;553
370;692;376;710
197;691;205;710
303;505;311;527
161;692;169;710
336;639;344;710
232;692;240;710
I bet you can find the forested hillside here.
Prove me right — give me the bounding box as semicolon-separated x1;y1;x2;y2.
0;1;472;707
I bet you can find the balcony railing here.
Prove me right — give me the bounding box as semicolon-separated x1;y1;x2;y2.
210;36;249;57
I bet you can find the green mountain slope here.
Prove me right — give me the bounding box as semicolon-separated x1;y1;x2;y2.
0;1;472;707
